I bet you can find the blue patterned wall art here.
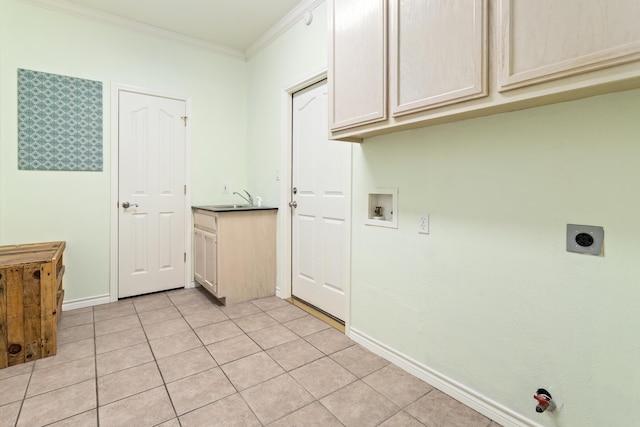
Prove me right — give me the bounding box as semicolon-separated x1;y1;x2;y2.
17;69;103;171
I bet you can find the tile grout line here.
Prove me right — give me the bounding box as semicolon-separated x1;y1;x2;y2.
167;290;228;424
165;290;240;424
92;306;100;427
249;301;395;425
232;301;288;426
54;297;310;425
24;307;99;427
225;300;346;425
91;295;177;419
245;306;327;421
166;289;242;420
33;290;479;427
11;358;35;427
136;292;181;426
162;297;325;425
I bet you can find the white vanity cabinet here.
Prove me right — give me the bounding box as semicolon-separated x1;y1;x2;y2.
193;208;277;305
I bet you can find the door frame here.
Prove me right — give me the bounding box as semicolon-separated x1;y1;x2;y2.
279;70;352;333
110;83;193;302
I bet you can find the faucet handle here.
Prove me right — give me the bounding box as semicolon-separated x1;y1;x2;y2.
243;190;254;205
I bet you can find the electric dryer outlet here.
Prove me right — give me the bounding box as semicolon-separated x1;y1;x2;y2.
566;224;604;256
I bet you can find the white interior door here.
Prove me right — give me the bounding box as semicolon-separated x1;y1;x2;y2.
118;91;186;298
292;80;351;321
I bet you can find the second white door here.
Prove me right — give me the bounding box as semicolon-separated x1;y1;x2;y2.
118;90;187;298
291;80;351;321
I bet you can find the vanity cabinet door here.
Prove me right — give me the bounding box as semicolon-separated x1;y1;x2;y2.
194;228;205;285
194;227;217;294
203;230;217;294
329;0;387;131
389;0;488;116
497;0;640;91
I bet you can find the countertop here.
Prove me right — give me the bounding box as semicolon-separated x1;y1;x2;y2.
193;205;278;213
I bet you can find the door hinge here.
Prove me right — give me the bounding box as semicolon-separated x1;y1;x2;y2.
184;185;187;195
184;252;187;263
181;116;188;126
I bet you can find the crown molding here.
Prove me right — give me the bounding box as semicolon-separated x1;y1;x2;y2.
245;0;325;59
19;0;246;59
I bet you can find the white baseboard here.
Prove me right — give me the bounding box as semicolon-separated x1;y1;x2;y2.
64;282;199;311
348;327;542;427
62;294;111;311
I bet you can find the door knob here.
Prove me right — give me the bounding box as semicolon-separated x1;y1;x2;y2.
289;201;297;208
122;202;139;209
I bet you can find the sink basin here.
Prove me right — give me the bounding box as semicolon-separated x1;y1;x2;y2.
199;204;254;211
194;204;277;213
210;204;250;209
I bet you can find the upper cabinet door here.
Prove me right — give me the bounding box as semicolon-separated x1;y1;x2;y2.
498;0;640;91
389;0;488;117
329;0;387;131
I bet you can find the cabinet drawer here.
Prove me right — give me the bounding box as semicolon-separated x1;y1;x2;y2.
194;211;217;232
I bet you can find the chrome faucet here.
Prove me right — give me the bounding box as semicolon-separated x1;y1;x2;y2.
233;190;254;206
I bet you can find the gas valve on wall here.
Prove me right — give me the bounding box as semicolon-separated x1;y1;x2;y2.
533;388;556;413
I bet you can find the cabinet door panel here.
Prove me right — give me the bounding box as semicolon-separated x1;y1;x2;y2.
194;229;205;284
498;0;640;91
194;227;217;294
203;231;217;294
329;0;387;130
390;0;488;116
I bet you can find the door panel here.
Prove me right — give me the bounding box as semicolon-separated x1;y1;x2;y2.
296;214;317;282
322;218;345;288
119;91;186;298
292;80;351;321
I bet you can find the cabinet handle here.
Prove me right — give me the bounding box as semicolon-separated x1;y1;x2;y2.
289;201;297;208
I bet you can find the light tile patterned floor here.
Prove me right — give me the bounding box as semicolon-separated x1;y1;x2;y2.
0;288;504;427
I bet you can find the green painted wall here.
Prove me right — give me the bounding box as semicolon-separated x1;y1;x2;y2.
244;4;640;424
2;0;639;425
246;2;328;204
0;0;248;301
246;2;328;291
351;89;640;426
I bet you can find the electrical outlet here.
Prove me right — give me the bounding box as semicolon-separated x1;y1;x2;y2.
566;224;603;255
418;214;429;234
223;184;229;194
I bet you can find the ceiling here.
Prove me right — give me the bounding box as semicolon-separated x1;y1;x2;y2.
56;0;305;53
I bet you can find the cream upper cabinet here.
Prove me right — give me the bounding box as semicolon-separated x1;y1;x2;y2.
497;0;640;91
329;0;387;131
389;0;488;116
329;0;640;141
